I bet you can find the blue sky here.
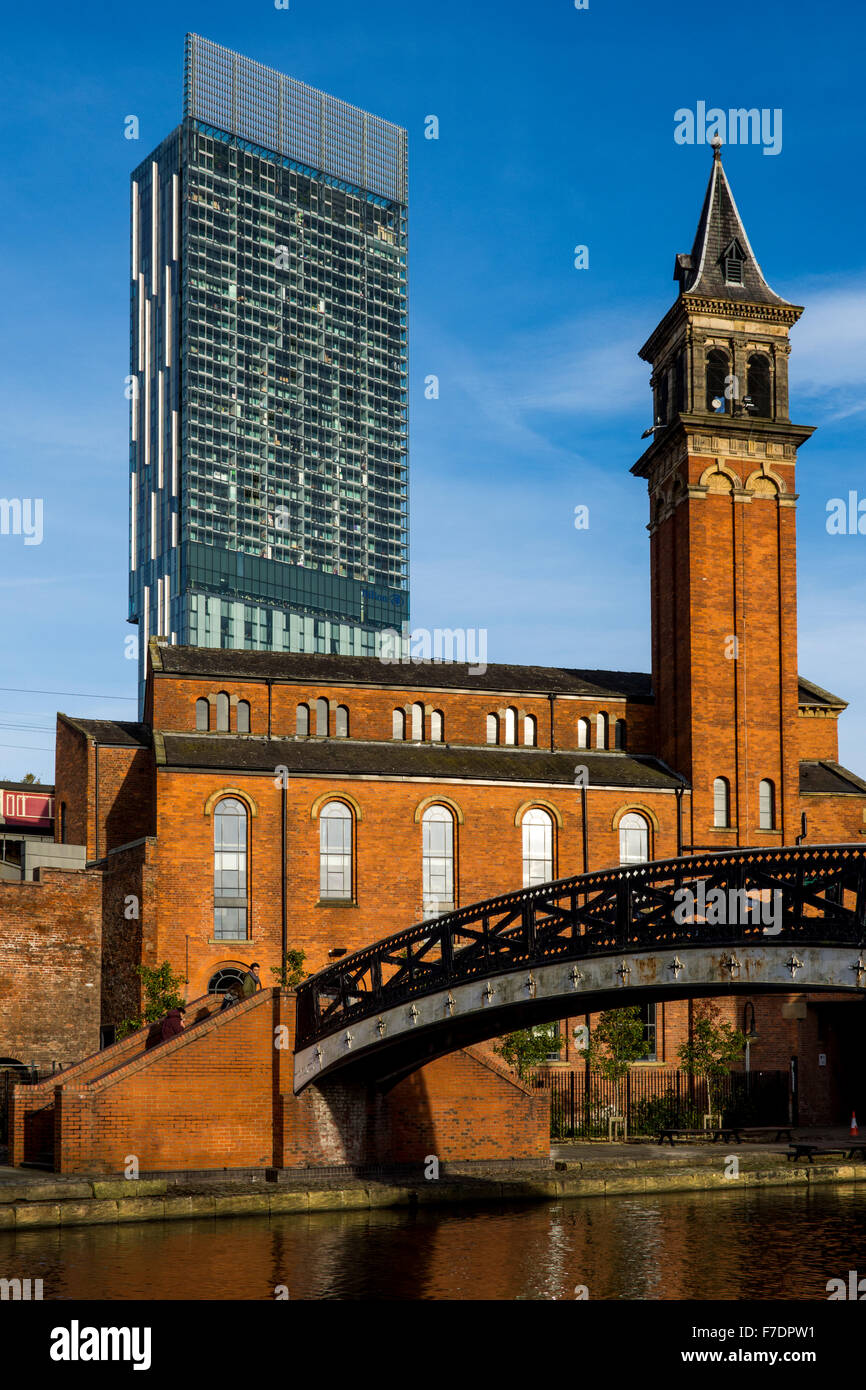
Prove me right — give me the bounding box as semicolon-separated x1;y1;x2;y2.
1;0;865;783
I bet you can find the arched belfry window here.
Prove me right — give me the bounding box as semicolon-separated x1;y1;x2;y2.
392;708;406;740
759;779;776;830
422;805;455;916
486;713;499;745
335;705;349;738
619;812;649;865
714;777;731;829
522;808;553;887
315;698;329;737
411;702;424;741
747;354;772;418
614;718;626;750
596;712;608;750
196;698;210;732
578;717;591;750
237;701;250;734
706;349;729;413
504;707;517;745
430;710;444;742
213;797;248;940
523;714;537;747
296;703;310;738
320;802;353;900
216;692;230;733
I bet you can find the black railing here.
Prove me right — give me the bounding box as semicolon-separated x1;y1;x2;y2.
528;1067;790;1139
296;845;866;1048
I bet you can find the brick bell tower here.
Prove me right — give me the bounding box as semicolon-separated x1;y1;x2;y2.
632;139;814;849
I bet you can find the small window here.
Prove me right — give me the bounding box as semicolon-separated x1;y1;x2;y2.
619;812;649;865
296;703;310;738
237;701;250;734
504;707;517;745
486;713;499;745
706;349;729;413
335;705;349;738
320;801;353;900
430;710;444;742
614;718;626;750
411;702;424;741
522;808;553;887
640;1002;658;1061
196;698;210;731
392;708;406;740
578;717;591;749
315;697;329;737
723;239;745;286
596;713;608;750
759;779;776;830
714;777;730;828
523;714;537;747
216;692;230;733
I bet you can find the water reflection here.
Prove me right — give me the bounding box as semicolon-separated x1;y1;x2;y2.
1;1185;865;1300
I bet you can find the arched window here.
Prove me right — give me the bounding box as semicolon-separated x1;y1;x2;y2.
504;707;517;745
335;705;349;738
196;698;210;732
237;701;250;734
522;808;553;887
614;718;626;750
320;802;353;900
578;717;592;749
213;797;248;940
296;703;310;738
747;353;772;418
523;714;537;747
315;697;329;737
759;779;776;830
207;966;246;998
411;702;424;741
430;710;444;742
706;348;729;413
486;713;499;745
619;812;649;865
392;708;406;740
596;713;608;750
216;692;230;732
714;777;730;828
422;805;454;916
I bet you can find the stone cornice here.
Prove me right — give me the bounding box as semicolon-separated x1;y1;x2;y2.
639;295;804;363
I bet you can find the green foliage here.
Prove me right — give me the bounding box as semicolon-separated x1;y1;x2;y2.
677;1000;746;1116
630;1088;703;1136
116;961;187;1041
496;1024;563;1080
271;949;308;988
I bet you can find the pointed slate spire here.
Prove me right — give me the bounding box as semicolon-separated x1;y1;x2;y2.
673;139;791;306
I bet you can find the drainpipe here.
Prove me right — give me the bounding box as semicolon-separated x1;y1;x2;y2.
93;742;99;862
548;693;556;751
267;678;273;739
281;779;288;976
676;784;684;857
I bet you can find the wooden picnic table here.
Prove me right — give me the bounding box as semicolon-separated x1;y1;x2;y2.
787;1140;866;1163
736;1125;795;1143
657;1126;740;1145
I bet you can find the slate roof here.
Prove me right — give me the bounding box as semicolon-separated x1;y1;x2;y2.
157;734;685;790
797;678;847;710
799;761;866;796
58;716;152;748
674;146;792;308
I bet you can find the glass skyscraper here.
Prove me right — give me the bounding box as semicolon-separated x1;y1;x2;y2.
129;34;409;705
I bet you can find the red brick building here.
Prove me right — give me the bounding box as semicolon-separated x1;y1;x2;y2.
6;147;866;1137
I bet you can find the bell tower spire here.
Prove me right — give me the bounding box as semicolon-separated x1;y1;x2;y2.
633;147;814;848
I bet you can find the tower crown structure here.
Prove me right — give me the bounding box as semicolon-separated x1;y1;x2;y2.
633;146;814;848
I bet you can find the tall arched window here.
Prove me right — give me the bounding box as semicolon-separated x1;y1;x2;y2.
619;812;649;865
522;808;553;887
596;713;609;750
296;703;310;738
320;802;353;900
213;797;248;940
411;702;424;741
196;698;210;731
335;705;349;738
430;710;444;742
392;708;406;740
237;701;250;734
523;714;537;747
714;777;730;828
759;779;776;830
614;718;626;750
504;707;517;745
578;717;592;749
486;713;499;745
422;805;454;916
216;692;230;732
315;698;329;737
747;353;772;417
706;348;729;413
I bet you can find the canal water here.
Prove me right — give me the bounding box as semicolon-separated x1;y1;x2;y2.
3;1184;866;1300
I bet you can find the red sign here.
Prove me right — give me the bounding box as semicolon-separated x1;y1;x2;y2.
2;791;54;828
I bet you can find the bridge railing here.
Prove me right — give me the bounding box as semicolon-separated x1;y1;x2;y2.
295;844;866;1048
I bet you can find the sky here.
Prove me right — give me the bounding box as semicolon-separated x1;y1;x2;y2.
0;0;865;784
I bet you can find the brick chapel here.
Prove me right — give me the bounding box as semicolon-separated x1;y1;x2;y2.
3;145;866;1133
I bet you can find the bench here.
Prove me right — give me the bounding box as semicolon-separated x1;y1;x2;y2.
787;1141;866;1163
736;1125;795;1143
657;1127;740;1145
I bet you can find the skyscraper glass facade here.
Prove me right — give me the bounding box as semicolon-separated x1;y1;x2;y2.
129;35;409;704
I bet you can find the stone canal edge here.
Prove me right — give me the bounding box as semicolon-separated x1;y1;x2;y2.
1;1159;866;1229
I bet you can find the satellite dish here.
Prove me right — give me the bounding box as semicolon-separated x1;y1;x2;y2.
711;397;723;411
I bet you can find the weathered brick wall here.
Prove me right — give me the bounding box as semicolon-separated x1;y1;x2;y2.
53;718;91;852
100;839;158;1030
95;746;155;857
0;868;102;1069
798;711;839;763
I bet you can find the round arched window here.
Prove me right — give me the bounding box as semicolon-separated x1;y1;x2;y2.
619;812;649;865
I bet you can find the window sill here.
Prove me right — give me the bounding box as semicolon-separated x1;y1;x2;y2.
315;899;358;909
208;938;251;945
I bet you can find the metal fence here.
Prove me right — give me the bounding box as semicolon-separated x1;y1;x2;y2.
525;1068;789;1139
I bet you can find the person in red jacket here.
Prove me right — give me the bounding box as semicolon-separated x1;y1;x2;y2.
159;1007;185;1042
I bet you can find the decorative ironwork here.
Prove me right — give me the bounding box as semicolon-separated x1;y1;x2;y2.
670;956;685;978
295;845;866;1050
